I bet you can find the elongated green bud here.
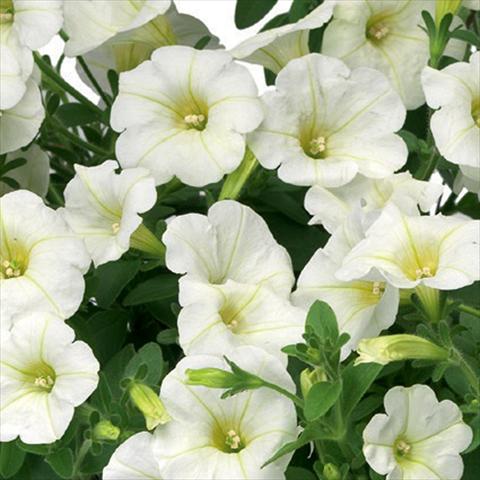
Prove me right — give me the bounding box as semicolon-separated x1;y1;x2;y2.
93;420;120;441
355;334;449;366
435;0;462;25
129;383;170;430
185;368;239;388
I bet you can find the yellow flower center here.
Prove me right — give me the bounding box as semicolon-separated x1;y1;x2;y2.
111;222;121;234
1;239;29;279
394;438;412;459
184;113;207;131
27;362;56;392
225;429;244;452
415;266;433;280
0;0;13;23
220;301;242;332
372;281;386;296
368;22;390;41
471;98;480;128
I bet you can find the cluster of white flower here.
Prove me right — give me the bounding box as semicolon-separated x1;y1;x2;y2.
1;0;479;479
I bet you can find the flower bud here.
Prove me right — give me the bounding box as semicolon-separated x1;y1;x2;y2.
92;420;120;441
435;0;462;26
129;383;170;430
323;463;342;480
355;334;449;366
300;367;327;398
185;368;238;388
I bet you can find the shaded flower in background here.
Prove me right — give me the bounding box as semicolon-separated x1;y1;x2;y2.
0;78;44;154
0;312;99;444
422;51;480;169
111;46;263;187
60;160;158;267
363;384;472;479
163;200;294;296
230;0;336;74
0;144;49;197
0;190;90;329
249;54;407;188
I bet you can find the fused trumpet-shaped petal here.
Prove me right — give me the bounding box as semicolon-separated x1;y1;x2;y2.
422;52;480;168
111;46;263;187
0;144;49;197
0;78;44;154
103;432;162;479
163;200;294;296
60;161;157;267
230;1;335;74
249;54;407;188
454;164;480;199
178;279;305;361
305;173;443;233
363;385;472;480
0;1;62;109
293;211;399;359
322;0;463;109
152;347;298;479
63;0;171;56
0;312;99;444
78;4;220;92
337;204;480;289
0;190;90;328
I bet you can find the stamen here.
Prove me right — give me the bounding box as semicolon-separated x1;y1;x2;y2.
415;267;433;280
395;439;411;456
184;114;206;130
368;22;389;40
226;320;238;330
309;136;327;156
111;222;121;234
0;12;13;23
225;430;242;451
34;375;55;390
5;267;14;277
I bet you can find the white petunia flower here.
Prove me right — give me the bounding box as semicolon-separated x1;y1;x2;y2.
177;279;305;361
0;144;49;197
454;164;480;199
322;0;463;109
422;52;480;168
60;161;158;267
0;312;99;444
293;211;399;360
110;46;263;187
0;0;62;109
63;0;171;57
103;432;162;480
464;0;480;10
0;190;90;329
363;384;472;480
337;204;480;290
305;172;443;233
78;3;220;93
152;347;298;479
0;78;44;155
249;54;407;188
230;1;336;74
163;200;294;297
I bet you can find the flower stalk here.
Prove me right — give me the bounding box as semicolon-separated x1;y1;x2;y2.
130;224;166;260
219;148;258;201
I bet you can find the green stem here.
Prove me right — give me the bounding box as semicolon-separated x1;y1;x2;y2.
219;148;258;201
48;183;64;207
34;52;104;118
456;303;480;318
48;116;110;156
72;439;92;478
130;223;166;260
451;348;480;397
77;56;112;106
261;379;305;409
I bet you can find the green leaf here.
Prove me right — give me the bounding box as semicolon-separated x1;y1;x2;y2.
69;310;130;364
194;35;211;50
56;103;98;127
125;343;164;385
45;448;74;479
94;259;141;308
289;0;316;22
341;363;383;418
0;157;27;176
156;328;178;345
286;466;317;480
304;380;342;421
0;442;26;478
235;0;278;29
123;274;179;306
306;301;339;343
449;29;480;47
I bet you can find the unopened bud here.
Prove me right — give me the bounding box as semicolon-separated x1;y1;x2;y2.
300;367;327;398
355;334;448;366
129;383;170;430
93;420;120;441
185;368;238;388
323;463;341;480
435;0;462;26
